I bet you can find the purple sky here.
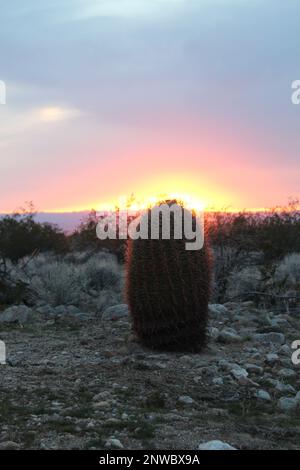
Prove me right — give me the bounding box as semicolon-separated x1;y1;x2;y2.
0;0;299;212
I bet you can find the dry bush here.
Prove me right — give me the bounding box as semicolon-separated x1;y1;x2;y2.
274;253;300;288
225;266;263;300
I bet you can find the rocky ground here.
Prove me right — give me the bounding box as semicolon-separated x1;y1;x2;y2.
0;301;300;450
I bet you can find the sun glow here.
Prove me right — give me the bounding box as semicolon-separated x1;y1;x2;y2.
94;174;235;214
44;174;238;214
96;192;206;213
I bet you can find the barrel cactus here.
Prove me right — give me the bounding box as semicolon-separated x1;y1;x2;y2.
125;200;211;352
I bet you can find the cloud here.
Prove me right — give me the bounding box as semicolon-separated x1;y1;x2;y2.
37;106;83;123
0;102;83;147
69;0;186;21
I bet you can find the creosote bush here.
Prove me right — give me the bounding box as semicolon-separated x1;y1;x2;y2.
16;251;123;309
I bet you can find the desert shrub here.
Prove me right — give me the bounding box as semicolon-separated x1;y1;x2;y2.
211;246;261;302
0;255;31;307
206;200;300;265
29;261;81;306
21;251;123;309
95;288;123;313
226;266;263;300
70;210;126;261
80;255;122;292
274;253;300;287
0;207;68;263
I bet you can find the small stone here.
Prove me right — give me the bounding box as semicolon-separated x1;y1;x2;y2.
218;328;243;344
264;378;278;387
0;305;34;324
253;332;285;345
280;345;290;355
71;312;90;321
81;419;93;429
231;367;248;380
218;359;236;371
105;438;124;449
275;382;296;394
0;441;20;450
266;353;279;365
230;367;258;386
92;401;111;410
207;327;220;339
178;395;194;406
278;368;296;379
93;391;111;401
209;304;229;317
278;397;297;412
54;305;67;315
198;440;236;450
295;391;300;403
102;304;129;321
245;364;263;374
67;305;81;315
212;377;224;386
36;305;53;315
255;389;271;401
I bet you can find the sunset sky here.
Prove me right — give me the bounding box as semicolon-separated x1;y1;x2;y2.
0;0;299;213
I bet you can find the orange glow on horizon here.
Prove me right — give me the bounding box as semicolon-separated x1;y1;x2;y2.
7;174;295;215
42;174;237;213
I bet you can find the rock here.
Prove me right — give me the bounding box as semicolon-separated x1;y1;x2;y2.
207;326;220;339
231;367;248;380
0;305;34;324
178;395;194;406
218;359;237;371
197;365;218;377
208;304;229;317
198;440;236;450
212;377;224;386
278;368;296;379
105;438;124;449
280;345;290;355
278;397;298;412
0;441;20;450
264;377;278;387
54;305;67;315
67;305;81;315
93;391;111;401
71;312;90;321
230;367;258;386
275;382;296;394
245;364;263;374
255;390;271;401
102;304;129;321
92;401;111;410
218;328;243;344
295;391;300;403
266;353;279;365
253;332;285;345
36;305;53;316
